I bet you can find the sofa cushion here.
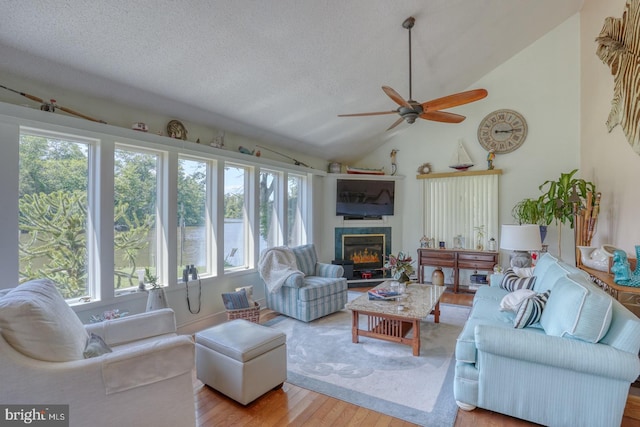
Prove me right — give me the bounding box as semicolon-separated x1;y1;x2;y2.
499;269;537;291
540;273;613;343
473;286;509;307
292;244;318;276
298;276;347;301
533;262;565;293
514;290;550;329
0;279;88;362
533;252;560;278
500;289;536;312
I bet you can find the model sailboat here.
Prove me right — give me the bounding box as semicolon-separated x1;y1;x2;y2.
449;140;474;171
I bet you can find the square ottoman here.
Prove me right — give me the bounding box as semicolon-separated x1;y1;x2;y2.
195;319;287;405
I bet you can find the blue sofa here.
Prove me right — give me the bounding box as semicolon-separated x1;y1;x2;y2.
262;244;348;322
454;253;640;427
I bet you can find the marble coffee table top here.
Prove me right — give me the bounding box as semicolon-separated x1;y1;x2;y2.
346;281;446;319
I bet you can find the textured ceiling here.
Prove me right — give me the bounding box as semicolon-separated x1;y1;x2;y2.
0;0;583;162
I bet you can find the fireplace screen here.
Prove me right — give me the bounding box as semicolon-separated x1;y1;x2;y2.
342;234;385;271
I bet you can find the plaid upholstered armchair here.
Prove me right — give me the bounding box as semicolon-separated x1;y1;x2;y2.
259;244;348;322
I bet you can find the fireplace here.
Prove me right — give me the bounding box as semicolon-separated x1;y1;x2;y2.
335;227;392;280
342;234;385;271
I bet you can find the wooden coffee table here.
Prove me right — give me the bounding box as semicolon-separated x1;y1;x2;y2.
345;282;446;356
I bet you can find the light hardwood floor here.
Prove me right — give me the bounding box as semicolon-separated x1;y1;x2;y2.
194;288;640;426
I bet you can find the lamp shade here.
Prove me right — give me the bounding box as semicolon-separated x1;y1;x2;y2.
500;224;542;251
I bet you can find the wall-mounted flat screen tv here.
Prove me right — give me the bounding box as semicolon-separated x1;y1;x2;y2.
336;179;395;219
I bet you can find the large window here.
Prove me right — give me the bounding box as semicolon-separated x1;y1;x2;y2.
224;164;249;269
113;147;158;290
18;132;91;299
287;173;307;246
259;170;280;254
177;157;209;278
9;118;314;307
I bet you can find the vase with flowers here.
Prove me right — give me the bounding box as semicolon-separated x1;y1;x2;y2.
384;251;415;283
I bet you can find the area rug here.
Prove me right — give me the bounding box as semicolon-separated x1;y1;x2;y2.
264;294;470;426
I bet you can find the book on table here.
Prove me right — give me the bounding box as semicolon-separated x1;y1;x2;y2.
368;288;400;300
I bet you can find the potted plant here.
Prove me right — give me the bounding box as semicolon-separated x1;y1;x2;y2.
511;197;547;243
537;169;596;255
384;251;415;283
144;267;168;311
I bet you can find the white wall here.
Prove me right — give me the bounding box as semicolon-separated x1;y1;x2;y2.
355;14;582;267
581;0;640;257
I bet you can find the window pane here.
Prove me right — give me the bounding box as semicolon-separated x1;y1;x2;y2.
18;133;89;299
224;165;247;269
259;170;279;254
288;174;306;246
114;148;158;289
178;157;207;278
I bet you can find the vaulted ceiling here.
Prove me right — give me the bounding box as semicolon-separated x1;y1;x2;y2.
0;1;583;162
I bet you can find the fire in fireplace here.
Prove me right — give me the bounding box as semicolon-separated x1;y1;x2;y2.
342;234;386;271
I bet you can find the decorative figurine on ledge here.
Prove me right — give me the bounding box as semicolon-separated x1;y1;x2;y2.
612;250;631;285
390;149;399;176
210;131;225;149
238;146;261;156
487;149;496;170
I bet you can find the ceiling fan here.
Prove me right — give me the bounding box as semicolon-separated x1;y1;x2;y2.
338;16;488;131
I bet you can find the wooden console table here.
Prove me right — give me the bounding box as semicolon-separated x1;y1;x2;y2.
579;261;640;319
417;248;499;293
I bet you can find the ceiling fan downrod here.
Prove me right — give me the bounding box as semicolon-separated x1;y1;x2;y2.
403;17;416;102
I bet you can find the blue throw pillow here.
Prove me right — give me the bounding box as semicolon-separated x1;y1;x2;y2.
514;290;550;329
221;288;250;310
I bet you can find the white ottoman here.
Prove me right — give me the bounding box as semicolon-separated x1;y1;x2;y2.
195;319;287;405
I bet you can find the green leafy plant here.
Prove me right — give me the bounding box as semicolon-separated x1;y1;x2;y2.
537;169;596;254
511;198;545;225
538;169;596;227
144;267;160;289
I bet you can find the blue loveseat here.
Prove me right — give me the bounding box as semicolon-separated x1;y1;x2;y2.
454;253;640;427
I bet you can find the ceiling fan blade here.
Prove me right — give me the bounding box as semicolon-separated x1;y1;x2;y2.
382;86;412;108
422;89;488;112
386;117;405;131
338;110;398;117
420;111;466;123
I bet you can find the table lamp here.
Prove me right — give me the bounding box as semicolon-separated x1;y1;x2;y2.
500;224;542;268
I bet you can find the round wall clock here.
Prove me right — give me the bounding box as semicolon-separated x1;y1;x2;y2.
477;109;528;154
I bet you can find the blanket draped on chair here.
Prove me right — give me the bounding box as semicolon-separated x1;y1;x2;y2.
258;247;303;293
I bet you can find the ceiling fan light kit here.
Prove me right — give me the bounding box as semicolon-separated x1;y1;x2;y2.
339;17;488;130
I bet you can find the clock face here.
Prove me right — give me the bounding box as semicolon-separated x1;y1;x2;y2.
477;109;528;154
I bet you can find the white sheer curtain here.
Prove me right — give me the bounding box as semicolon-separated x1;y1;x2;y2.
422;173;500;250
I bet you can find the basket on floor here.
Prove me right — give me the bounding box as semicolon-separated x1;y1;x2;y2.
226;302;260;323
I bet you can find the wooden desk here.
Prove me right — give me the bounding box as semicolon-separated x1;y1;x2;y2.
417;248;499;293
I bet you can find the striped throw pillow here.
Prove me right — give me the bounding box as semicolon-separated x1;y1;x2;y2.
500;268;537;292
221;288;250;310
514;290;551;329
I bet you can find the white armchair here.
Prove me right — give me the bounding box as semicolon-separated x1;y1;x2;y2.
0;280;196;427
